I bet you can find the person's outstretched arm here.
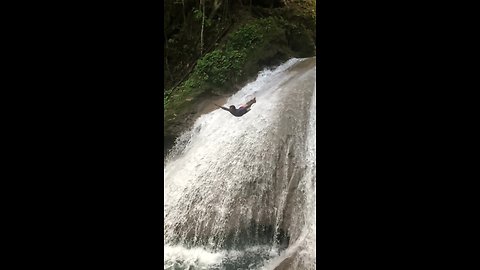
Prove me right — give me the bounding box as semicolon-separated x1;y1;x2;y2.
214;103;230;111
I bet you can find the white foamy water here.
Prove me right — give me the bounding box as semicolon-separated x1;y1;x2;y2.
164;57;316;269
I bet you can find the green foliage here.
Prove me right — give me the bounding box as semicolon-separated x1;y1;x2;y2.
166;17;281;101
165;16;294;127
192;8;213;27
193;8;203;21
194;49;247;87
226;17;282;51
190;17;283;89
227;24;263;50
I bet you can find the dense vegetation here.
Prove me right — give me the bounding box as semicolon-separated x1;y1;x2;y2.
164;0;316;150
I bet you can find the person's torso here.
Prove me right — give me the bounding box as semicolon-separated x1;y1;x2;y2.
232;107;247;117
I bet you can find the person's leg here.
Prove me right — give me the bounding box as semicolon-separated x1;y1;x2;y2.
245;98;256;107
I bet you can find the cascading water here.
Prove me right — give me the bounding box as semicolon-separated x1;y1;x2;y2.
164;57;316;270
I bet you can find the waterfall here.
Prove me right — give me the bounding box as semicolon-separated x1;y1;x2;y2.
164;57;316;270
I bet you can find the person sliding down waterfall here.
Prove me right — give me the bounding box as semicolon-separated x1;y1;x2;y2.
215;97;256;117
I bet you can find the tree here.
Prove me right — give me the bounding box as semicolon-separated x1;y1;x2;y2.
200;0;205;55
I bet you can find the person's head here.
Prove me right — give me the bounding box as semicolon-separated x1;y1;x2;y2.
229;105;236;111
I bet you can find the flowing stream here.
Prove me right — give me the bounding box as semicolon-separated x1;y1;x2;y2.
164;57;316;270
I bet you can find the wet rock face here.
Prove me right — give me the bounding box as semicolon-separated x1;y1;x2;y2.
167;222;290;251
274;256;295;270
164;94;230;157
164;147;299;252
164;135;176;156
